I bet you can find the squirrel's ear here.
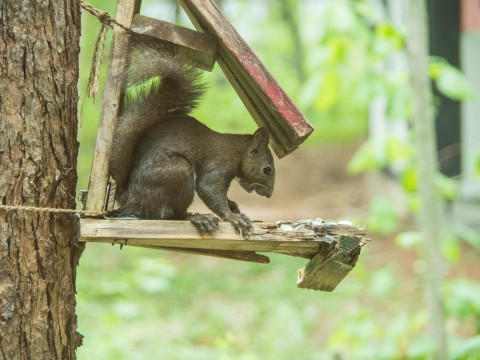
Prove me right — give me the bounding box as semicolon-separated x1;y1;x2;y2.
249;127;270;154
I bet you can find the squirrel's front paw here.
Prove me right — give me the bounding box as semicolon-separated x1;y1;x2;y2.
224;213;254;238
188;213;220;234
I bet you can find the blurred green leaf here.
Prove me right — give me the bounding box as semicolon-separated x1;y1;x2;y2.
367;197;399;234
436;66;475;100
375;22;404;50
300;73;322;108
452;336;480;360
401;167;417;193
406;193;421;214
347;140;386;173
476;155;480;177
452;223;480;250
446;279;480;318
428;61;443;80
400;169;458;199
441;232;461;264
386;79;411;120
395;231;421;249
407;335;438;360
369;268;398;299
325;2;358;34
314;71;341;111
326;37;349;65
435;174;459;200
429;58;475;100
386;137;413;162
113;302;141;319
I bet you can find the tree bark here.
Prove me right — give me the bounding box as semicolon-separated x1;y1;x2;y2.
0;1;83;359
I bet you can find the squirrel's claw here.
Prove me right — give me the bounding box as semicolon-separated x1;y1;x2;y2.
188;213;220;234
225;213;253;238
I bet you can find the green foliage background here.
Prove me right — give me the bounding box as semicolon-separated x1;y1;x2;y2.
76;1;480;359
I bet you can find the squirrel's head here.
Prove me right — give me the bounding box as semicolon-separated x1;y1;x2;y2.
237;128;275;198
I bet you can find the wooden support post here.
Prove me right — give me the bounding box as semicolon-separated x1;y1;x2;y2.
86;0;142;211
79;219;367;291
179;0;314;158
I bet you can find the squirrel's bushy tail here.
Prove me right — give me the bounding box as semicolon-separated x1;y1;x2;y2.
109;34;206;192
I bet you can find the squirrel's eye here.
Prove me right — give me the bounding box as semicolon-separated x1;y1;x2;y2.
263;165;272;175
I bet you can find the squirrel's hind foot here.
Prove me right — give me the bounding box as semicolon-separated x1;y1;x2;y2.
188;213;220;234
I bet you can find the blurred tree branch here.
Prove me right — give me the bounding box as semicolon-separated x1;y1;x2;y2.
278;0;306;82
406;0;448;358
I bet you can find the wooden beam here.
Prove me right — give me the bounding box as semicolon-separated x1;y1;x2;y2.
136;245;270;264
80;219;321;258
80;219;367;291
179;0;314;158
86;0;142;211
131;14;217;71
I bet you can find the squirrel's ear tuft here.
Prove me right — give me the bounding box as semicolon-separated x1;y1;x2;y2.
250;127;270;154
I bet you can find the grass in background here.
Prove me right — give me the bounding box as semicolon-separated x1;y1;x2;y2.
76;244;366;360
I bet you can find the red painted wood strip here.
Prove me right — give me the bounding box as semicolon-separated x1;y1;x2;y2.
180;0;313;157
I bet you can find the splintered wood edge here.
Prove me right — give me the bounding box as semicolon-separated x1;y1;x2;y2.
297;230;367;292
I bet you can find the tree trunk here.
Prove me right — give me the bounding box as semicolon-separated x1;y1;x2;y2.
406;0;448;358
0;1;83;359
278;0;306;82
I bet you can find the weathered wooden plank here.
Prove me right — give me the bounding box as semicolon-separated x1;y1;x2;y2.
131;14;217;71
136;245;270;263
179;0;314;158
86;0;142;211
80;219;321;258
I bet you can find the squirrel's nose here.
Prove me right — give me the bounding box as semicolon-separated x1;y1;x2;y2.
266;187;273;198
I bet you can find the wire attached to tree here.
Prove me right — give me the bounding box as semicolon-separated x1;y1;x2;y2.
0;204;106;217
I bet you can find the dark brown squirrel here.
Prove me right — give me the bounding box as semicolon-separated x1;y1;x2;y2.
108;36;275;236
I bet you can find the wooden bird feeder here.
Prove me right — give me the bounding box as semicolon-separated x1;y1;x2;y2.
81;0;367;291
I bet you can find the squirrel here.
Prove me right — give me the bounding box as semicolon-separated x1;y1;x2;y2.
108;35;275;236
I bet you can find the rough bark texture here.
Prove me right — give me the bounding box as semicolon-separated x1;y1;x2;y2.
0;1;83;359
